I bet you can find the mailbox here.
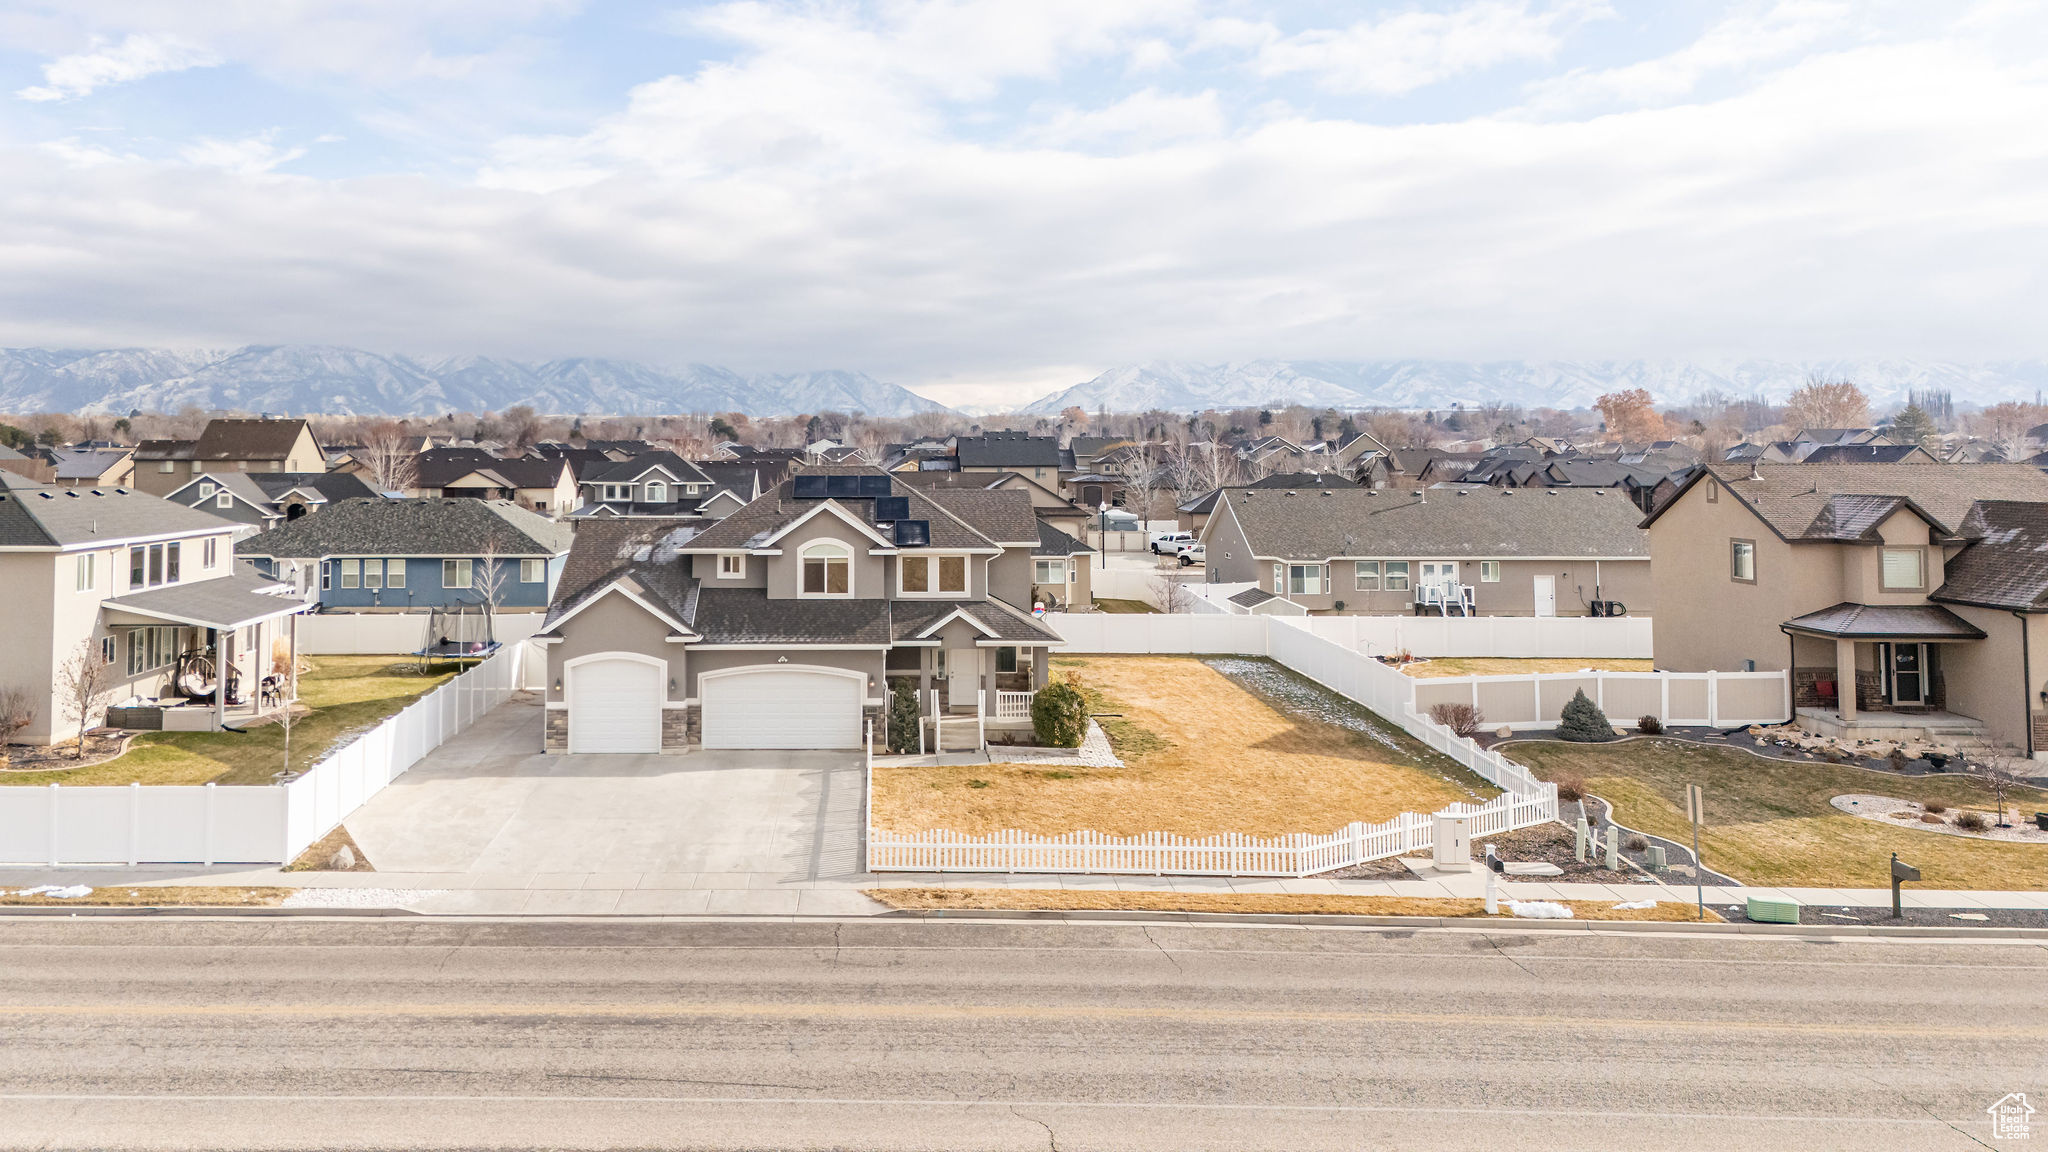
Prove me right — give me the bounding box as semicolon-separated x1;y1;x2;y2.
1892;856;1922;883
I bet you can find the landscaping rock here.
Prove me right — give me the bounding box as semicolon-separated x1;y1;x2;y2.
327;844;357;870
1494;724;1514;739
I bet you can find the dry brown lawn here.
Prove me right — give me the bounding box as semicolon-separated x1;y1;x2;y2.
867;886;1723;922
1403;658;1656;678
0;886;291;907
871;656;1494;838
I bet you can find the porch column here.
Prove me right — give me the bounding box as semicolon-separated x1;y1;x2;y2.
1032;646;1049;691
216;629;233;729
1834;637;1856;720
918;647;932;712
981;647;997;715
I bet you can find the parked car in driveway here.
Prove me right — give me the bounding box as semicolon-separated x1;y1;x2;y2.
1175;542;1206;567
1150;531;1196;554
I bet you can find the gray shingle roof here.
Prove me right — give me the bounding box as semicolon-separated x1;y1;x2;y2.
416;447;570;490
1229;586;1278;607
690;588;894;645
191;418;313;460
1782;602;1985;639
956;431;1060;469
250;472;377;502
542;517;703;631
890;597;1062;643
1655;463;2048;540
235;498;573;559
920;487;1039;544
101;571;312;630
1216;486;1647;561
52;449;131;480
0;483;236;548
1933;500;2048;611
585;451;714;486
1033;520;1092;556
683;467;997;552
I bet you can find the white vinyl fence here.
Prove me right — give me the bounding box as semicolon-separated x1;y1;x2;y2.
295;612;547;655
0;645;527;865
869;614;1567;876
1302;613;1654;659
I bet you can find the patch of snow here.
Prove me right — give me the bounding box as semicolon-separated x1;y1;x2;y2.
1508;900;1573;919
1612;899;1657;910
9;885;91;899
281;888;448;909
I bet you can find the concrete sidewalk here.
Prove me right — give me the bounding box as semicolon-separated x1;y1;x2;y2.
9;860;2048;916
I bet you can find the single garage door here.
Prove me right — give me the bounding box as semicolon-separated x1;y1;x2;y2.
568;657;663;754
702;669;862;750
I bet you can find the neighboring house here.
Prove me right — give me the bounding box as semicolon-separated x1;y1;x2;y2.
1031;520;1094;610
238;498;574;614
1330;429;1396;471
130;419;327;496
1066;436;1133;475
534;466;1064;753
1795;428;1888;448
412;447;578;514
574;452;719;517
1202;486;1650;616
0;480;309;747
163;471;378;533
0;444;54;484
1641;462;2048;753
896;469;1093;539
956;431;1061;485
1799;444;1939;465
50;449;134;489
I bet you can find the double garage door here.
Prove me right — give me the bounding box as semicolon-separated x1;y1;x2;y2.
565;658;861;752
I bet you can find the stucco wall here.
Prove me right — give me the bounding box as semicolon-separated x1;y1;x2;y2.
764;514;889;599
690;550;769;589
683;649;884;701
1649;477;1839;672
543;593;685;707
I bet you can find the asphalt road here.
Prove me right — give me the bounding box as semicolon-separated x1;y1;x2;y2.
0;917;2043;1151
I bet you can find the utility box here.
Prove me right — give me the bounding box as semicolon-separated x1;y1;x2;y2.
1433;814;1473;871
1746;896;1802;924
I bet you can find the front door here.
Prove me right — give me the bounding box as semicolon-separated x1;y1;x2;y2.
1888;643;1927;706
947;648;979;712
1532;575;1556;617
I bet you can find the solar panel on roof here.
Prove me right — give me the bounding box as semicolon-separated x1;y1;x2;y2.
873;496;909;521
893;520;929;547
857;475;893;497
791;475;829;499
824;474;861;497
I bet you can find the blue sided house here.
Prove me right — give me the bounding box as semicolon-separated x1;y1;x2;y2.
236;497;574;615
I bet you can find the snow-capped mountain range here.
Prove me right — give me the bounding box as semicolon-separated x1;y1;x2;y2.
1010;359;2048;416
0;346;954;418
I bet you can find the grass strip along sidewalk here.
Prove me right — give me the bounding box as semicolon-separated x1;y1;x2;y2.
867;887;1725;922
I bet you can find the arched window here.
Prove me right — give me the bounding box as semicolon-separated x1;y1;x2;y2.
800;540;852;597
645;481;667;503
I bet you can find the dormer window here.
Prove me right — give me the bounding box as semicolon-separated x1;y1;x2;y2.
645;481;667;503
900;554;968;596
800;541;852;597
718;553;746;579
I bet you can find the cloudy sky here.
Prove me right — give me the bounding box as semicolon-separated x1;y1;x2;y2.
1;1;2043;407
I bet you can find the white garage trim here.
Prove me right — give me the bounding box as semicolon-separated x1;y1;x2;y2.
699;664;866;750
564;652;667;754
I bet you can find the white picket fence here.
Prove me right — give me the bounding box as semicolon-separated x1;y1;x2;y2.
0;644;527;865
869;612;1565;876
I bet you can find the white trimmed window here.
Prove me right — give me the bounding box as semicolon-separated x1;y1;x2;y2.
1354;561;1379;591
443;558;472;589
1033;559;1066;584
198;482;215;497
1384;561;1411;592
75;553;94;592
718;553;746;579
216;491;233;509
899;554;966;596
387;559;405;588
203;538;218;569
801;541;852;597
520;558;545;583
1480;561;1501;583
1730;540;1756;583
644;481;667;503
1286;564;1324;595
601;484;630;501
363;558;384;590
158;460;175;473
339;558;360;589
99;635;116;665
1880;547;1924;591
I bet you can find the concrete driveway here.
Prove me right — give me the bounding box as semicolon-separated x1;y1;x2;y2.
341;701;872;912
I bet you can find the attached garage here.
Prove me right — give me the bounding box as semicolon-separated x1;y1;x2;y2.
701;668;863;750
566;656;664;754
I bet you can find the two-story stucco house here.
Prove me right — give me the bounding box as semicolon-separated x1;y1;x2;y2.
1642;462;2048;754
237;498;573;615
0;480;311;747
536;466;1069;753
162;471;378;535
131;419;327;497
1202;486;1651;616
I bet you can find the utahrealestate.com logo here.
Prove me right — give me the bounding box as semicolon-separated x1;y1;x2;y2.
1990;1093;2035;1140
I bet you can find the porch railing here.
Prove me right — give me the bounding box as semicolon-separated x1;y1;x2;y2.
994;690;1034;720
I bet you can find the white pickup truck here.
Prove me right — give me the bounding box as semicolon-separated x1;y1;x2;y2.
1149;531;1197;555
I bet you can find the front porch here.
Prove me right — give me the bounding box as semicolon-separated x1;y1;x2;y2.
1784;602;1987;744
885;641;1051;753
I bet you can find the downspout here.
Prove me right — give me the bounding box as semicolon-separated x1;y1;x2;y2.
2016;610;2034;758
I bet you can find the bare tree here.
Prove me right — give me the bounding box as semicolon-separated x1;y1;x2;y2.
358;421;419;494
0;684;37;765
1120;443;1166;523
1975;757;2033;827
471;540;511;627
1153;571;1196;613
55;639;112;759
271;637;300;775
1784;374;1871;430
